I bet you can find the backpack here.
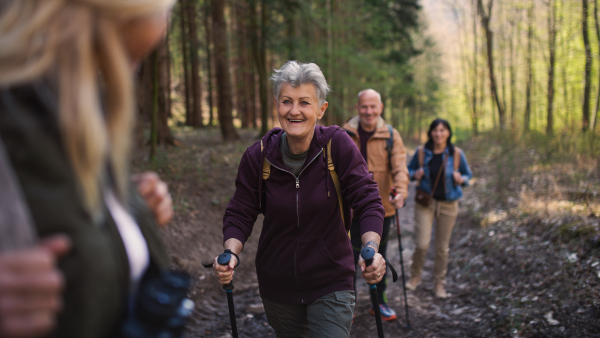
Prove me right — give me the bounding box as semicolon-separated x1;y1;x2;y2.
261;138;346;227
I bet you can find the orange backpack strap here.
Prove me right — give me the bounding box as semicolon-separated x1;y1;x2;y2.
326;139;348;238
261;140;270;180
417;146;425;184
453;146;461;186
453;147;461;172
327;140;345;225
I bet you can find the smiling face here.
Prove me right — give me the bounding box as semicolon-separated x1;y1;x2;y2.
356;90;384;131
276;83;328;143
430;122;450;146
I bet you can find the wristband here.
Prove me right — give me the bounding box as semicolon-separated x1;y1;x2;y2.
224;249;240;268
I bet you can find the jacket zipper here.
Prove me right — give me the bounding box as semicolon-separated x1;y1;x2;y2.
265;148;324;303
265;148;323;190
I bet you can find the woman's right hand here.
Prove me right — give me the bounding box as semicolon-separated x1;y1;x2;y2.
414;168;425;180
0;235;70;338
213;255;238;285
133;171;173;227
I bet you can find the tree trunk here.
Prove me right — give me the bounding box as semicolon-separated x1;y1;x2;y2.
477;0;506;130
593;0;600;132
212;0;239;141
179;0;192;125
491;83;497;129
236;1;249;128
150;50;159;160
509;17;516;132
187;0;203;127
134;63;148;153
583;0;592;131
203;3;215;127
165;17;172;118
563;45;569;130
284;0;297;60
251;0;269;136
472;0;479;135
499;4;507;118
262;3;270;133
547;0;557;135
326;0;334;126
248;65;257;128
524;1;533;132
157;37;176;145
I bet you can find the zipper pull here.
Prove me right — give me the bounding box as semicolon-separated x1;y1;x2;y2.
296;178;299;188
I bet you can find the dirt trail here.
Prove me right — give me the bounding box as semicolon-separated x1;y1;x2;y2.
141;129;600;338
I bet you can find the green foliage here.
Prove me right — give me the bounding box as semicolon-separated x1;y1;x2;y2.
440;0;600;139
166;0;439;131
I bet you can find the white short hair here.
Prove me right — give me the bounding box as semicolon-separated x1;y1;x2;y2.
270;61;332;106
357;89;382;103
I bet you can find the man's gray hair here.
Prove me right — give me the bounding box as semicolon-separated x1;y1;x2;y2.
270;61;332;106
357;89;382;103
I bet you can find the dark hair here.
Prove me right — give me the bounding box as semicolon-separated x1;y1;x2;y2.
424;118;454;155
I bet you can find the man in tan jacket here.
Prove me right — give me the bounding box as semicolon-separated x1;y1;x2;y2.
343;89;409;321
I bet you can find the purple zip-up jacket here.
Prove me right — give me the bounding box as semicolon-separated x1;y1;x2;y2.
223;125;384;304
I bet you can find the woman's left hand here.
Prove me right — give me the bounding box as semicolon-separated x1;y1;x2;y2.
358;253;386;285
452;171;464;185
133;171;174;227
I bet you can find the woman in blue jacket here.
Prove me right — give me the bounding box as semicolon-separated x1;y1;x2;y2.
406;119;472;298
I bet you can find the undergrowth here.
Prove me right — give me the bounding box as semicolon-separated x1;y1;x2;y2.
457;130;599;234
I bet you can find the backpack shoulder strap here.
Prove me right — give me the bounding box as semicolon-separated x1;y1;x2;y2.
386;124;394;152
261;140;270;180
453;147;461;172
386;124;394;171
326;139;345;228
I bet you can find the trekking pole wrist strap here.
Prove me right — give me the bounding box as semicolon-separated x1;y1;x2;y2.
224;249;240;268
201;249;241;268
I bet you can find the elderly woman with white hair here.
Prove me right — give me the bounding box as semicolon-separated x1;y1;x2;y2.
212;61;387;337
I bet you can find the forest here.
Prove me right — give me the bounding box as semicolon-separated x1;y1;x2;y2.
140;0;600;147
132;0;600;337
139;0;424;146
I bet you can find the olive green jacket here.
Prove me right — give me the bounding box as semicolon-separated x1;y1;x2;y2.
0;85;170;338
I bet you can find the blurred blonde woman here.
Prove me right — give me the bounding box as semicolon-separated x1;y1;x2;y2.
0;0;175;337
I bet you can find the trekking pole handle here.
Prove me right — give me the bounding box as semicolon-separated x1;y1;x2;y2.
361;246;376;267
217;251;238;292
390;187;397;199
361;247;378;288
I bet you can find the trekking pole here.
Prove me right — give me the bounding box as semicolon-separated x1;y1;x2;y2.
391;187;411;329
361;247;385;338
203;251;239;338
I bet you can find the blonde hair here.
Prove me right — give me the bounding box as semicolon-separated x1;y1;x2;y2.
0;0;174;215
